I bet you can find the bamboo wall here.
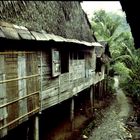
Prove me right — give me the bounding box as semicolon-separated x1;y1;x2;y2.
0;52;39;137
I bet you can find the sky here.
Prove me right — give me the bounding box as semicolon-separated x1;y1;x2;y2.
81;1;123;20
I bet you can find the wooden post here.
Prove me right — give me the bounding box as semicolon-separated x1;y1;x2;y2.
34;115;39;140
100;81;103;99
105;78;107;95
99;81;102;100
97;83;99;103
39;51;43;113
70;97;74;131
93;84;95;107
90;86;94;117
98;82;101;106
106;63;109;94
103;79;106;98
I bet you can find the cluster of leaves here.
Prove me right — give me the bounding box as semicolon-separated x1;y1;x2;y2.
91;10;140;98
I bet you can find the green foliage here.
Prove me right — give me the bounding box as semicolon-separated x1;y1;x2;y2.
91;10;140;98
113;62;132;81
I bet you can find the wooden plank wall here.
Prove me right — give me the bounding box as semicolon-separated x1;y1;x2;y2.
39;48;105;111
59;73;71;102
39;51;59;110
85;51;95;78
69;60;85;80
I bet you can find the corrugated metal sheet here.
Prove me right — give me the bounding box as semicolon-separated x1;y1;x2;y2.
0;21;103;48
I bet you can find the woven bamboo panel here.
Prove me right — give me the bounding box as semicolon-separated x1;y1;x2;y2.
26;53;39;117
0;55;7;137
5;53;19;129
0;51;39;136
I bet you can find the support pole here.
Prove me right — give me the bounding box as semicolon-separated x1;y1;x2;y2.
93;84;95;107
105;78;107;96
103;80;105;98
101;81;103;99
102;80;104;98
98;81;102;106
34;115;39;140
99;81;102;100
90;86;94;117
70;97;74;131
97;83;100;103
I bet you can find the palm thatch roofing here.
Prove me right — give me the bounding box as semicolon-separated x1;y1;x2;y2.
0;1;95;42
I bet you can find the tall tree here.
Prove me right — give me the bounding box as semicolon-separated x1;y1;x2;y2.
91;10;140;98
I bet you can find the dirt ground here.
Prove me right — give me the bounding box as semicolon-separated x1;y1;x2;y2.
87;88;133;140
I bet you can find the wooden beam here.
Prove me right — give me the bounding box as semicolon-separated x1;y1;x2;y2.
0;52;35;55
93;84;95;107
33;115;39;140
0;74;39;84
99;81;102;100
0;108;39;131
0;91;39;108
70;97;74;131
39;51;43;113
90;86;94;117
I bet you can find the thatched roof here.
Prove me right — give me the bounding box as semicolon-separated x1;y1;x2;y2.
0;1;95;42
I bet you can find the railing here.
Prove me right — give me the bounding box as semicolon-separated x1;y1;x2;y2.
0;74;39;84
0;74;40;131
0;107;39;130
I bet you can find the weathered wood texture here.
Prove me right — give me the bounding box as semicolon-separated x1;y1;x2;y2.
39;49;105;110
0;48;105;137
0;52;39;137
5;53;19;129
0;55;7;137
26;53;39;117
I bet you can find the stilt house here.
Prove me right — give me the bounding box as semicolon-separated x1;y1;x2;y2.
0;1;110;138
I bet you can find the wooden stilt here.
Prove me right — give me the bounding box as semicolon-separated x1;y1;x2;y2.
99;81;102;100
97;83;100;103
106;76;109;94
101;81;103;99
90;86;94;117
103;79;106;98
93;84;95;107
70;97;74;131
105;78;107;95
102;80;104;99
34;115;39;140
95;84;98;104
98;81;102;106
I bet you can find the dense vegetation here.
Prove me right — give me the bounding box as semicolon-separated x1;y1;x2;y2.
91;10;140;100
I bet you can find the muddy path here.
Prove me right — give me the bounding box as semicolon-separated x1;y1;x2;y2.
88;76;133;140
